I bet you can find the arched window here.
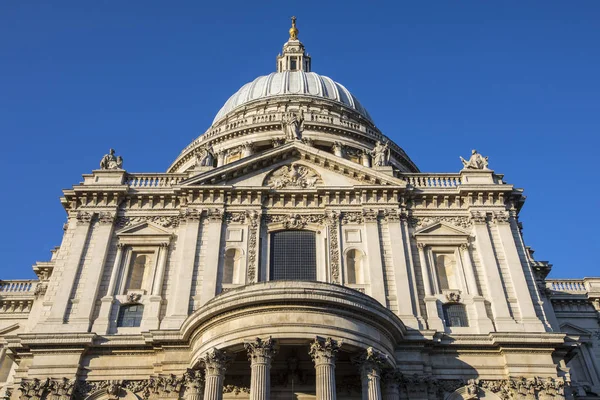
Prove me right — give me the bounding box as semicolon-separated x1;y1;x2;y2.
125;253;152;292
443;303;469;327
117;304;144;327
270;230;316;281
346;249;363;284
435;254;458;290
223;248;242;284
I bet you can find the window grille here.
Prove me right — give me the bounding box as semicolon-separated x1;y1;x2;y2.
117;304;144;327
443;304;469;327
270;230;316;281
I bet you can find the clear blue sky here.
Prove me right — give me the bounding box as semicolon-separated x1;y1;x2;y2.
1;1;598;280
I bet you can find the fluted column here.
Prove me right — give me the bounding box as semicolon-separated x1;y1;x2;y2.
309;337;342;400
184;369;205;400
201;348;230;400
381;370;400;400
353;347;388;400
245;337;277;400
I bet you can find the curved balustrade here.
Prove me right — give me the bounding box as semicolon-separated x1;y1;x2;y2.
402;174;462;188
126;174;187;188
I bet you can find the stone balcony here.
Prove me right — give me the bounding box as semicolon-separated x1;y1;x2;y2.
0;280;38;317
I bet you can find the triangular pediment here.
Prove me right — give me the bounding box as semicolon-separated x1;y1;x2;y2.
116;221;173;236
414;221;471;237
559;322;593;336
180;141;406;188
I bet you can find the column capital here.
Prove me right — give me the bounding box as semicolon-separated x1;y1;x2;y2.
201;348;231;376
353;347;389;375
244;337;277;364
416;242;426;251
309;337;343;365
183;368;205;392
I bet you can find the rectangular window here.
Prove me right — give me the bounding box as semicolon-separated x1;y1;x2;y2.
270;230;316;281
117;304;144;327
290;58;297;70
443;304;469;327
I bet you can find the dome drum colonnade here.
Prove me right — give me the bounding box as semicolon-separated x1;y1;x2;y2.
181;281;405;400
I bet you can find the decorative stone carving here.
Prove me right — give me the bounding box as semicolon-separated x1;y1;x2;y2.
445;291;461;303
325;211;341;284
246;210;260;283
116;215;180;228
264;163;322;189
470;211;487;224
126;292;142;303
460;149;489;170
409;215;472;229
100;149;123;170
332;142;344;157
309;337;342;365
34;282;48;297
245;337;277;363
19;378;51;400
76;211;92;224
341;212;363;225
362;209;379;222
201;348;231;377
370;141;390;167
282;110;304;141
98;211;116;225
197;145;215;167
222;385;250;395
382;208;400;222
225;212;247;224
493;211;510;224
302;137;314;147
206;208;224;222
183;369;204;400
271;137;285;148
264;213;325;230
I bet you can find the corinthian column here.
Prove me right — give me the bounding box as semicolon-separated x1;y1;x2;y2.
245;337;277;400
353;347;388;400
183;369;205;400
309;337;342;400
201;348;230;400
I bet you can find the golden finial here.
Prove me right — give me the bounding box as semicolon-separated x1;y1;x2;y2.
289;16;299;40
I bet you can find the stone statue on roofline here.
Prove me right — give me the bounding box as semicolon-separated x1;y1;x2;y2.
460;149;489;170
282;110;304;141
197;144;215;167
371;140;390;167
100;149;123;170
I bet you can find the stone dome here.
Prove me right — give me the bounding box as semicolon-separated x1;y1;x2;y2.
212;71;373;125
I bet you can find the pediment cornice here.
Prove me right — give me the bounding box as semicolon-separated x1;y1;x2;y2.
179;141;406;188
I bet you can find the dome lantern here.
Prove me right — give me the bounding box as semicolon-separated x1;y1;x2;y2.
277;16;311;72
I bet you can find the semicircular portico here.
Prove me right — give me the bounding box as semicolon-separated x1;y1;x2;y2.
179;281;406;368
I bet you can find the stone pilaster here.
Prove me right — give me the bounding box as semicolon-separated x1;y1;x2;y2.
245;337;276;400
309;337;342;400
183;369;205;400
363;209;386;306
163;209;201;328
202;348;230;400
353;347;388;400
200;209;224;305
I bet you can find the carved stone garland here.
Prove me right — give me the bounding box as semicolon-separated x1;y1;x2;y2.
325;211;341;284
246;211;260;284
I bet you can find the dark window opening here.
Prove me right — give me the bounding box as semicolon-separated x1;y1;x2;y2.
290;59;297;70
443;304;469;327
117;304;144;327
270;230;316;281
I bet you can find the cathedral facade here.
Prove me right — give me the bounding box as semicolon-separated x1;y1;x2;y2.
1;19;599;400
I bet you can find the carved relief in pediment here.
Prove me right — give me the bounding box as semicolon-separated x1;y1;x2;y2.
264;163;323;189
